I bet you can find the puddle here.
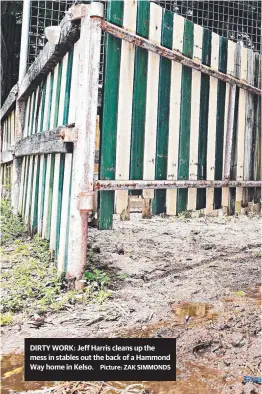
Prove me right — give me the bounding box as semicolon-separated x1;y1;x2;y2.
171;302;218;322
1;353;54;394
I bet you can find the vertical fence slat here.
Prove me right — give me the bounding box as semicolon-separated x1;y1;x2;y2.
142;2;162;217
46;71;54;131
68;41;79;125
58;53;68;126
187;23;202;212
63;47;74;125
166;14;184;216
235;46;248;212
31;155;40;233
54;61;63;128
42;154;51;238
46;154;55;240
197;28;211;210
55;153;65;257
43;74;51;132
37;155;46;234
57;153;72;272
99;0;124;229
39;79;47;133
129;0;149;191
176;19;194;214
24;96;31;137
50;154;60;251
22;156;29;217
115;0;137;220
24;156;33;225
214;36;228;210
206;32;219;214
50;64;59;129
153;8;173;215
253;53;261;203
18;157;26;214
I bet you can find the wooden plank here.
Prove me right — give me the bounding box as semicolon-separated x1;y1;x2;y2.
37;155;47;235
50;64;59;129
187;23;202;211
42;154;51;238
55;153;65;257
142;2;162;216
29;90;36;135
23;96;31;137
15;126;75;157
153;9;173;214
58;53;69;126
99;0;124;229
115;0;137;219
214;36;228;209
18;157;26;214
43;74;51;132
253;53;261;203
22;156;29;217
39;79;47;133
68;41;80;124
46;70;54;131
31;87;39;135
31;155;40;233
63;47;74;125
196;28;211;210
206;32;219;214
235;46;248;212
50;154;60;251
166;14;184;216
129;0;150;191
46;154;55;240
177;19;194;214
24;156;33;225
57;153;72;272
54;61;63;128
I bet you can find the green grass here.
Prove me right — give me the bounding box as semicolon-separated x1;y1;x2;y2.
0;200;111;326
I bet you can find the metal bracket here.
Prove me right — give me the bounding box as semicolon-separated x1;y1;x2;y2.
78;192;94;212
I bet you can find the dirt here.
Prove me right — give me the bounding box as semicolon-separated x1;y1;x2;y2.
1;214;261;393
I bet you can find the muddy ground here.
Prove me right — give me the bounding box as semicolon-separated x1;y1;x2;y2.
1;214;261;394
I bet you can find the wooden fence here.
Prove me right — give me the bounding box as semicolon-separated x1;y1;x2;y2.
0;1;261;282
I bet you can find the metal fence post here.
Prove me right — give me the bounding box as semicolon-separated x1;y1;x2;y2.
66;3;103;287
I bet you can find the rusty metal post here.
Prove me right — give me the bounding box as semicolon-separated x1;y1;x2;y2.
66;3;103;287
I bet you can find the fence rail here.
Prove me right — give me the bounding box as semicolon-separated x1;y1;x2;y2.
1;1;261;284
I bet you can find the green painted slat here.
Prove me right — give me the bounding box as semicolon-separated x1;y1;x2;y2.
32;156;40;232
129;1;150;195
106;0;124;26
23;157;30;217
30;91;36;135
197;29;211;210
46;70;54;131
54;61;63;128
98;1;123;230
26;96;31;136
63;47;74;125
55;154;65;257
39;80;47;133
214;36;228;209
40;155;47;232
177;19;194;214
153;10;173;214
28;157;35;227
46;154;55;240
64;156;73;273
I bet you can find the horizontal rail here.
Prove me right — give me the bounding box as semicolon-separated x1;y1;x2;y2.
94;180;262;191
99;19;261;96
15;126;76;157
0;84;18;120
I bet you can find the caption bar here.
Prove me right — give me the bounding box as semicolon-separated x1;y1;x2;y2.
25;338;176;381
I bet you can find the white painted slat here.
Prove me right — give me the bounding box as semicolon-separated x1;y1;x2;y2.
3;122;6;151
50;64;59;129
188;23;202;211
143;2;162;200
11;111;15;145
30;155;38;230
32;87;39;135
222;40;236;213
206;32;219;214
25;156;33;225
42;154;51;238
235;46;248;213
166;14;184;215
58;53;69;126
24;96;31;137
50;154;61;251
18;157;26;214
37;155;45;234
58;153;72;273
68;41;80;124
115;0;137;216
22;156;29;216
43;74;51;132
